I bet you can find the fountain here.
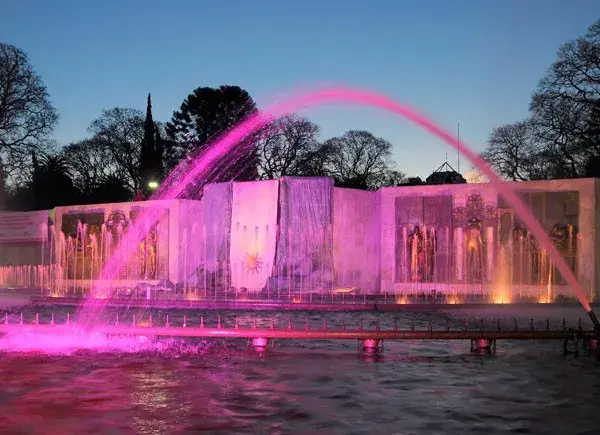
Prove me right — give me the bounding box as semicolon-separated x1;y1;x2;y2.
1;88;600;435
0;86;598;332
3;180;595;306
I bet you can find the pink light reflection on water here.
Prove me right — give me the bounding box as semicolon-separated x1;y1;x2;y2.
0;330;154;354
78;86;591;326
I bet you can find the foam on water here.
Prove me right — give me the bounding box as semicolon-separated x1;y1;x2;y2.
0;328;215;355
0;329;151;354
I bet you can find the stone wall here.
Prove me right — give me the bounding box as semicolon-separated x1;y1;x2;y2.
271;177;334;294
332;187;380;292
379;179;598;300
3;177;598;299
54;200;176;285
198;182;233;291
229;180;279;292
175;200;204;286
0;242;50;266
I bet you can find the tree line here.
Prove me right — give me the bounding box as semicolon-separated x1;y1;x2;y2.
4;18;599;212
0;43;407;211
481;19;600;181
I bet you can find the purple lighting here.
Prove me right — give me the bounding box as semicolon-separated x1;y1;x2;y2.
76;86;592;327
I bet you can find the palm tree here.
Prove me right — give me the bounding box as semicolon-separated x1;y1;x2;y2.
31;153;80;209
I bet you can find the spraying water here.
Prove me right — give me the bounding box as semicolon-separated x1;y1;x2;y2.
78;86;595;326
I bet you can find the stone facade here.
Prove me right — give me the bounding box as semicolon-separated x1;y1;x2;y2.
1;177;598;301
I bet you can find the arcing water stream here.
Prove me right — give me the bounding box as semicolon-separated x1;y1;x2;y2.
77;86;597;329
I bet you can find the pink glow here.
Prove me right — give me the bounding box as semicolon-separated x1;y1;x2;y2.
0;328;155;354
79;86;591;324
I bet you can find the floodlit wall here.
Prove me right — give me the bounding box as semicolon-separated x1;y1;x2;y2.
379;178;598;301
54;200;176;284
332;187;380;292
273;177;334;293
229;180;279;291
0;210;52;267
595;179;600;302
175;199;204;286
200;182;233;290
0;177;598;300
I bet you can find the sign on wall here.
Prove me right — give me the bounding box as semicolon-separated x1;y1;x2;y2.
0;211;49;242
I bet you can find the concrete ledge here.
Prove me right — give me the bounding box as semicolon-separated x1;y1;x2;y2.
28;296;592;312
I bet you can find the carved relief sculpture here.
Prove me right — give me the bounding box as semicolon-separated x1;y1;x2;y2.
137;229;158;279
106;211;128;241
465;218;484;283
407;225;436;282
146;229;158;279
547;223;578;284
105;211;129;278
86;224;102;278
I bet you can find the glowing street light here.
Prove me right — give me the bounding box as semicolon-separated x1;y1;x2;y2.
148;181;159;190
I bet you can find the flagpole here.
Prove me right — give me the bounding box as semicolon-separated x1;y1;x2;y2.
457;122;461;174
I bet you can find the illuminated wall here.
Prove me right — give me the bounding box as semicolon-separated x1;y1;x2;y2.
332;187;380;292
4;177;597;300
229;180;279;291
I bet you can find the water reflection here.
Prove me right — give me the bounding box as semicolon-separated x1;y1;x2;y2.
0;309;599;433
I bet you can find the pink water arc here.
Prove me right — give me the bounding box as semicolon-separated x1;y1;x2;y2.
80;86;592;321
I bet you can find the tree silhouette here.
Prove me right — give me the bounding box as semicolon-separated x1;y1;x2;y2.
481;121;539;181
87;174;132;204
166;85;258;185
138;94;164;197
30;154;79;210
88;107;144;191
256;115;323;179
61;138;116;199
482;19;600;180
0;43;58;180
322;130;403;190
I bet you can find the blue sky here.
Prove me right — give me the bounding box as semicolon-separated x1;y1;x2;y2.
2;0;599;178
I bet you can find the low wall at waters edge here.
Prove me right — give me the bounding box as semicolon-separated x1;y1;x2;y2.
0;177;597;302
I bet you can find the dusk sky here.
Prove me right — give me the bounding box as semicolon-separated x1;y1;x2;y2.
3;0;599;178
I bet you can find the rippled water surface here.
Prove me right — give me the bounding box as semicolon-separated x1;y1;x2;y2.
0;305;599;434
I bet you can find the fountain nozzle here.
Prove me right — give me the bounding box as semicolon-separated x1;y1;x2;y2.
587;309;600;333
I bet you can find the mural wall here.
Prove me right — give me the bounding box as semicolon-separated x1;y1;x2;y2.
59;205;169;281
498;191;579;288
12;177;595;300
452;192;497;285
394;195;453;284
229;180;279;291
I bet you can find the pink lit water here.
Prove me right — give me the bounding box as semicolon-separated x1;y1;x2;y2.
9;87;594;432
79;86;590;329
1;307;600;434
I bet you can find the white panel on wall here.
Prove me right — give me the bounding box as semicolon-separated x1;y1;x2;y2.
229;180;279;291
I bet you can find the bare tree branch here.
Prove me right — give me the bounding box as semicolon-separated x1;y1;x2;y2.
0;43;58;180
87;107;144;190
256;115;322;179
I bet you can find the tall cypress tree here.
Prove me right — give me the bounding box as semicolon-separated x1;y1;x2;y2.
139;93;158;197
